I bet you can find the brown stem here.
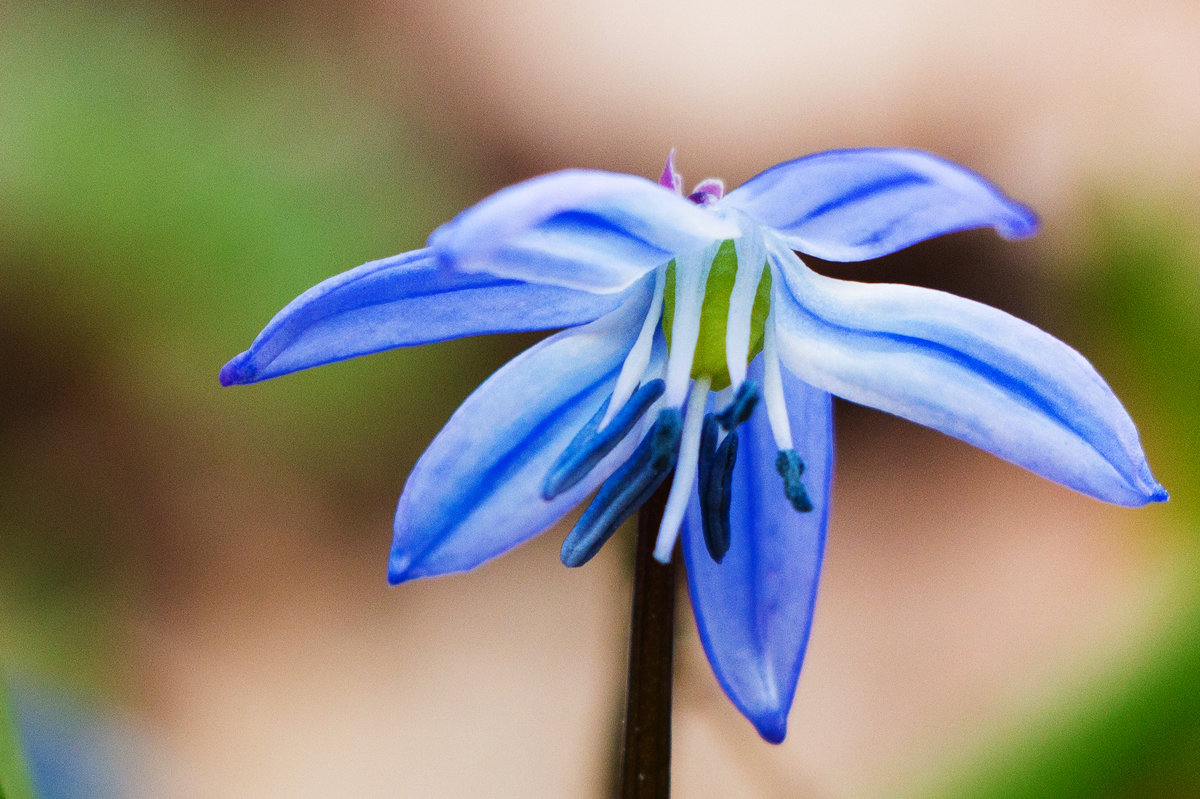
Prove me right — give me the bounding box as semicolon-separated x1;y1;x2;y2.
619;480;676;799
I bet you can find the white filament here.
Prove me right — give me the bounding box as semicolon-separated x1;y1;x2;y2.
725;233;767;390
762;309;794;450
653;376;711;562
600;267;666;430
662;241;720;406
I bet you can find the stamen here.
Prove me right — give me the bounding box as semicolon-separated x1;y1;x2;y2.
775;449;814;512
542;379;665;500
714;380;760;430
561;409;683;567
762;312;794;450
600;267;666;429
653;377;711;562
700;428;738;563
697;413;720;494
663;243;720;406
725;234;767;389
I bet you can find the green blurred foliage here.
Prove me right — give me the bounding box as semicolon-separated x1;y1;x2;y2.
930;205;1200;798
0;2;514;689
1075;205;1200;518
0;2;498;456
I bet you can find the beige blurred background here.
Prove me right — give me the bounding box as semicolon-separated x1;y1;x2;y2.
1;1;1197;797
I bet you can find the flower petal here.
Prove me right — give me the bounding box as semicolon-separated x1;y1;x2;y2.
722;148;1037;262
683;356;834;743
429;169;738;293
768;240;1166;506
390;280;665;582
219;248;624;385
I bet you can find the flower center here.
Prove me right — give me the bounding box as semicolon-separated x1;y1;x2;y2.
547;175;817;570
660;239;772;391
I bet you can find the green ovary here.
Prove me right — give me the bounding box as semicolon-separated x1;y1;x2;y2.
661;239;772;391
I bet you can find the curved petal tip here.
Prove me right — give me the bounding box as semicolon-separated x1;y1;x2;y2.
1130;461;1168;505
725;148;1042;261
997;201;1039;240
219;353;253;386
752;709;788;744
387;551;412;585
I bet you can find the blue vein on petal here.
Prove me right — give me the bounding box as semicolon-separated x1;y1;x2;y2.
542;379;666;500
541;210;675;256
393;361;623;580
777;173;927;231
850;216;903;249
224;270;613;384
267;280;542;343
778;279;1147;485
561;409;682;567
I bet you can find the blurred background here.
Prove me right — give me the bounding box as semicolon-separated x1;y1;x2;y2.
1;0;1197;796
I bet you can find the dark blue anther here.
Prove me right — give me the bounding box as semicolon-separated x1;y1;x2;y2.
697;414;720;494
647;408;681;472
542;379;666;500
775;449;814;512
714;380;760;430
699;429;738;563
561;409;683;568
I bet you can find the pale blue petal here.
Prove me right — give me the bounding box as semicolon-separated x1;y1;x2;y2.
722;149;1037;262
220;248;623;385
682;356;833;743
769;241;1166;506
428;169;739;293
390;280;665;582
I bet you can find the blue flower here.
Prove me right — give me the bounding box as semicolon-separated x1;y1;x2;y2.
220;148;1166;743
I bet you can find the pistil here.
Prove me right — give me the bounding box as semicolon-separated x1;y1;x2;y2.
661;239;772;391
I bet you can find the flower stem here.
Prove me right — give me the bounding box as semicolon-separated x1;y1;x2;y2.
620;480;676;798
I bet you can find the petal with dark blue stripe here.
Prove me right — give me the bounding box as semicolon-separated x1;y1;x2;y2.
220;248;624;385
682;356;834;743
430;169;738;293
768;238;1166;506
721;148;1037;262
389;281;663;583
